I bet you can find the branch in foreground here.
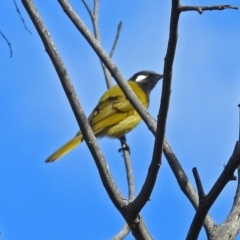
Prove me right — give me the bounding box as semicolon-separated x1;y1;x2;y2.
186;141;240;240
180;5;238;14
21;0;126;211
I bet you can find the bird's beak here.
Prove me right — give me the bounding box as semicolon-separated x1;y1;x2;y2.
156;74;163;81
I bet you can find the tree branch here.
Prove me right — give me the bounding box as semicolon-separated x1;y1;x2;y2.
0;30;12;57
109;21;122;59
13;0;32;34
21;0;126;212
192;167;205;202
82;0;112;88
180;5;238;14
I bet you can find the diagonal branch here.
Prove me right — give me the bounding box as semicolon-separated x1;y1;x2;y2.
21;0;126;212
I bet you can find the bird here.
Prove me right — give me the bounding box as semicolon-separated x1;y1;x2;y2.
45;71;163;162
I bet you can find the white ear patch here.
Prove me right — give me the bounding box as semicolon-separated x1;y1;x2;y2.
135;74;147;82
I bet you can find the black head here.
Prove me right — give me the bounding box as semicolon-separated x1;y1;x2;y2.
129;70;163;96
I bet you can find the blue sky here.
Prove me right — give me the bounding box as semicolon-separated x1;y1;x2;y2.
1;0;240;239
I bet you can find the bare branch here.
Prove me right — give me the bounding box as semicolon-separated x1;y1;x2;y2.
13;0;32;34
0;30;12;57
109;21;122;58
21;0;126;211
119;136;135;201
180;5;238;14
186;141;240;240
192;167;205;202
81;0;93;19
82;0;112;88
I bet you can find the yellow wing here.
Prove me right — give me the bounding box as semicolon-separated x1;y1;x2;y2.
89;81;148;137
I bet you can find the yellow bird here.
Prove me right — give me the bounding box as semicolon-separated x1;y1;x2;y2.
46;71;163;162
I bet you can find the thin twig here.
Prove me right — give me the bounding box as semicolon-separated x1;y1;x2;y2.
120;136;135;201
13;0;32;34
0;30;12;57
192;167;205;202
82;0;112;88
81;0;92;18
109;22;122;58
180;5;238;14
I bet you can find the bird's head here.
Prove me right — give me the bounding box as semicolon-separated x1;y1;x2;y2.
129;71;163;95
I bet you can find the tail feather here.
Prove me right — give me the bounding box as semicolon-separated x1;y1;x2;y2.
46;134;83;163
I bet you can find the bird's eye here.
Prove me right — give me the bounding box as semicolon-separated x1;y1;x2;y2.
135;74;147;82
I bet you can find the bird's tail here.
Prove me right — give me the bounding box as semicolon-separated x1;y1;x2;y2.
45;134;83;163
